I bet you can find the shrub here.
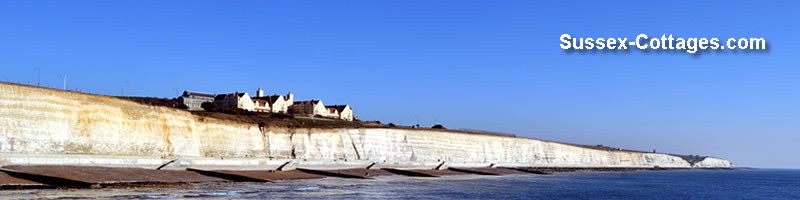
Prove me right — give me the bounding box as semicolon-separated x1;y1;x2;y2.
201;102;221;112
270;113;294;119
220;107;254;116
175;104;189;109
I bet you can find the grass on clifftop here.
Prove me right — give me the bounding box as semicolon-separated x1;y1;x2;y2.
191;111;373;129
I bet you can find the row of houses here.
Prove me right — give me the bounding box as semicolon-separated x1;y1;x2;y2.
176;88;355;121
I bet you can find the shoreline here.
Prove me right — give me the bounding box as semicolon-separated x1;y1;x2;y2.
0;165;735;190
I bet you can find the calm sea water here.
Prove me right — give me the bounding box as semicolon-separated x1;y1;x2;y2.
1;169;798;199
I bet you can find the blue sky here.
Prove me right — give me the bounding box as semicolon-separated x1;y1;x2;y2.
1;1;798;168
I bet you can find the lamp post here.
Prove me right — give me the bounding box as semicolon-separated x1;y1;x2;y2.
34;68;40;87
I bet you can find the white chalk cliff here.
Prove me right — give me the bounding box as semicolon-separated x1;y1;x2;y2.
0;83;733;168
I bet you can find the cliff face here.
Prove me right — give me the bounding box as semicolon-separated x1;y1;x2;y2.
692;157;733;168
0;83;266;158
0;83;733;168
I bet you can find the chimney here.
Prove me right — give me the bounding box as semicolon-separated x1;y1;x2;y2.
286;92;294;105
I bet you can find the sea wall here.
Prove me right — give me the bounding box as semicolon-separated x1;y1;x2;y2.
0;83;733;168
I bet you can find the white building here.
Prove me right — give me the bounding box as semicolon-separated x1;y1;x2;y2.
291;99;355;121
194;88;354;121
291;100;328;117
325;105;354;121
213;91;254;111
251;88;294;113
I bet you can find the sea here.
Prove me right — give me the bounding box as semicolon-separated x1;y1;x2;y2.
1;169;797;199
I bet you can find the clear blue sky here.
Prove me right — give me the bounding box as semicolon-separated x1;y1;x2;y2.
1;1;798;168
